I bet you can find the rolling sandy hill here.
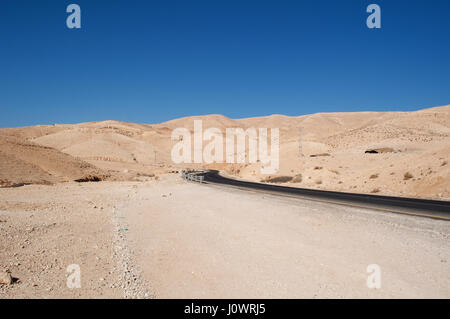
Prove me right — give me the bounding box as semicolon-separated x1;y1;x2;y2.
0;135;107;187
0;105;449;199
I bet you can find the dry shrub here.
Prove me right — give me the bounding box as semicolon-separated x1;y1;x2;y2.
74;175;103;182
315;179;322;185
442;161;448;166
369;174;379;179
137;172;155;178
371;188;380;193
403;172;413;180
314;166;323;170
365;148;394;154
265;176;293;183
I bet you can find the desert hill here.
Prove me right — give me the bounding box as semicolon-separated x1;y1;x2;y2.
0;135;107;187
0;105;449;199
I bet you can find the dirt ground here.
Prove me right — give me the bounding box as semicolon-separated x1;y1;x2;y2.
2;174;448;298
0;180;151;298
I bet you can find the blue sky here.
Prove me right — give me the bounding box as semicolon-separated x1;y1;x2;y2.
1;0;449;128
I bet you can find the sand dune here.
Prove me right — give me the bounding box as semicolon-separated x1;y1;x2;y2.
1;105;449;199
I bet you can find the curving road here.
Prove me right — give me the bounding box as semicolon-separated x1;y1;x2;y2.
194;170;450;221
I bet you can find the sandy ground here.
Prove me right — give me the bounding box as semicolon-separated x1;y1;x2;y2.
1;174;449;298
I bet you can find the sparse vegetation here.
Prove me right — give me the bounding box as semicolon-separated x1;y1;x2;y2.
314;166;323;170
265;176;293;183
369;174;379;179
365;148;394;154
315;179;322;185
137;172;155;177
371;188;380;193
442;161;448;166
403;172;413;180
310;153;330;157
74;175;103;182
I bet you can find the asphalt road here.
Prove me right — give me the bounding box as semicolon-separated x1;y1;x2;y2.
196;170;450;221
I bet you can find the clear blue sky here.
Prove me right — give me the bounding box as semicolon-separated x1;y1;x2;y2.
1;0;449;128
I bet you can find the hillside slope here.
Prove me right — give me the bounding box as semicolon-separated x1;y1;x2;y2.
1;105;449;199
0;135;107;186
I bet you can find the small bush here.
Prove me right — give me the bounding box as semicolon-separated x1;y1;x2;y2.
371;188;380;193
315;179;322;185
365;148;394;154
137;172;155;177
291;174;302;183
266;176;293;183
403;172;413;180
314;166;323;170
369;174;379;179
310;153;330;157
75;175;102;182
442;161;448;166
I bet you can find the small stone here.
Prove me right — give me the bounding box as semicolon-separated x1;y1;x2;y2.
0;271;13;285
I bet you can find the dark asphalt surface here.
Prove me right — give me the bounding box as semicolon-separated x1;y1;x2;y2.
197;170;450;221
